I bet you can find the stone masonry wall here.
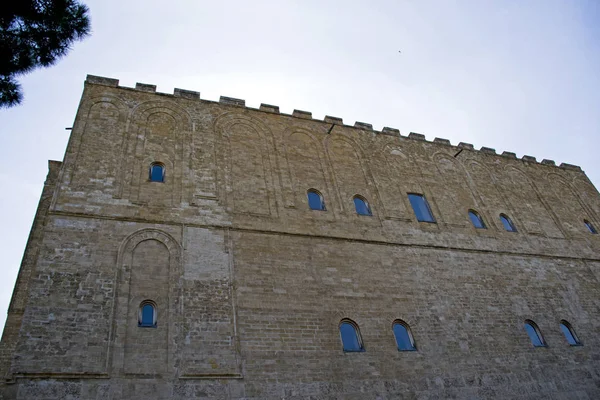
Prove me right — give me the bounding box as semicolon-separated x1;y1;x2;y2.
1;75;599;399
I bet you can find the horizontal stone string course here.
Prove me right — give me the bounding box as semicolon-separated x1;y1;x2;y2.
82;74;583;171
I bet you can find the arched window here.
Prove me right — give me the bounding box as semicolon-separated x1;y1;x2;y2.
499;214;517;232
393;320;416;351
559;320;581;346
307;189;326;211
339;319;364;352
468;210;486;229
584;220;597;234
524;320;545;347
138;301;157;328
353;195;372;216
149;162;165;182
408;193;435;223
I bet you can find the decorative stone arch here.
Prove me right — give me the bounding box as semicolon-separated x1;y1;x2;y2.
121;100;193;203
109;228;182;376
213;112;279;216
130;100;193;130
117;228;182;266
330;310;367;330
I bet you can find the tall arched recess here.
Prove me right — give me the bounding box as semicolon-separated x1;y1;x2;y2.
66;95;129;198
121;100;193;205
503;166;563;238
214;112;278;217
431;152;480;227
546;173;598;236
326;136;373;215
110;229;182;377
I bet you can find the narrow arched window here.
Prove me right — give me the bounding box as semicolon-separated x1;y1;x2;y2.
500;214;517;232
353;195;372;216
307;189;326;211
560;320;581;346
339;319;364;352
524;320;545;347
149;162;165;182
408;193;435;223
393;320;416;351
138;301;157;328
468;210;486;229
584;220;597;234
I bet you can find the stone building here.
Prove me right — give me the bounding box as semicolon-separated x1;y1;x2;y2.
1;75;600;399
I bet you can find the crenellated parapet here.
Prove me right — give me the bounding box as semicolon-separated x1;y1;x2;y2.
84;74;583;172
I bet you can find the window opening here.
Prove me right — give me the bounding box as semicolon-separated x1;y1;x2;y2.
353;195;372;216
307;189;326;211
393;320;416;351
500;214;517;232
339;319;364;352
584;220;597;234
408;194;435;222
524;320;545;347
560;320;581;346
139;301;157;328
468;210;486;229
149;162;165;182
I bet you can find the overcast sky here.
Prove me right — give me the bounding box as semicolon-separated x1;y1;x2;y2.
1;0;599;333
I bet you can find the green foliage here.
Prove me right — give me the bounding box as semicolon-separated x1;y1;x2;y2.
0;0;90;108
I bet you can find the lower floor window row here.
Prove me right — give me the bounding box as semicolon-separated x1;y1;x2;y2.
136;304;582;349
339;318;582;352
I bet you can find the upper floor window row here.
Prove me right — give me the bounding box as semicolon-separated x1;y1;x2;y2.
306;189;597;235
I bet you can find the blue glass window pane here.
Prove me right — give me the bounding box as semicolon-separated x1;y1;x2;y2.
525;323;544;346
308;191;325;210
469;211;485;229
500;215;516;232
393;323;414;351
150;164;164;182
340;322;362;351
354;197;372;216
585;221;597;234
560;323;578;345
408;194;435;222
141;304;155;326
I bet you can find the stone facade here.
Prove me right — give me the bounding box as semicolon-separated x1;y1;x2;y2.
1;75;600;399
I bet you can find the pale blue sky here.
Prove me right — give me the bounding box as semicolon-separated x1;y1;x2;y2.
1;0;599;332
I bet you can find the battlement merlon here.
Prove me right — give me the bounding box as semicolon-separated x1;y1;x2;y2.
83;74;584;173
